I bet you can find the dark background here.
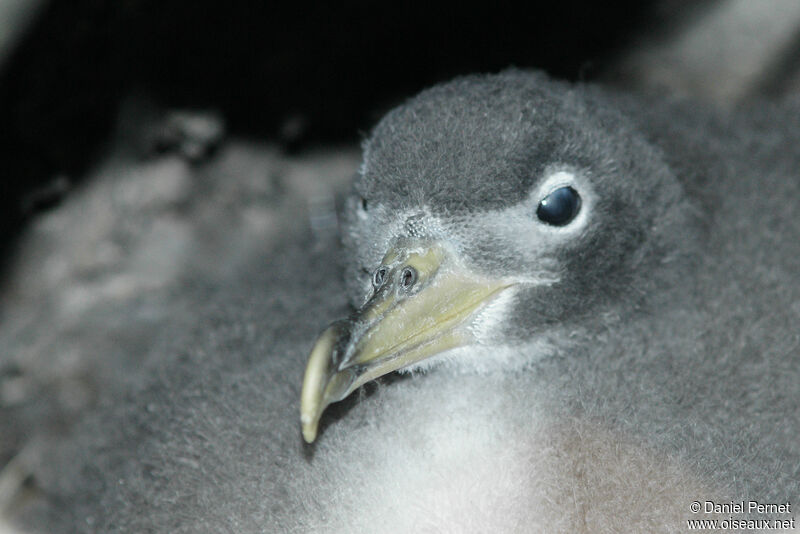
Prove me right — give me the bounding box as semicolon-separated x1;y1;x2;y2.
2;3;800;524
0;0;679;266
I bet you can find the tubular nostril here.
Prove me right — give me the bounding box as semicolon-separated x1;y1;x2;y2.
400;266;417;290
372;267;388;289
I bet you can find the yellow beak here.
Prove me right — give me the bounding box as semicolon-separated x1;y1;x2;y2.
300;240;512;443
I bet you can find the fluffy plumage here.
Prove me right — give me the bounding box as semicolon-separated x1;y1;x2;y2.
15;71;800;533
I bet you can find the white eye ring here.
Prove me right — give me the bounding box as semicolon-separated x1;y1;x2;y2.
529;168;592;234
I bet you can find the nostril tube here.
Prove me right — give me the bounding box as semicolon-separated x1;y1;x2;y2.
400;266;417;290
372;267;388;289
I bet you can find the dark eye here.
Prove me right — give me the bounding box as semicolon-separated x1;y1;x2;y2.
536;186;581;226
360;196;368;211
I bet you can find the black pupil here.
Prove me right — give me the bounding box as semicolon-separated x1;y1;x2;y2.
536;186;581;226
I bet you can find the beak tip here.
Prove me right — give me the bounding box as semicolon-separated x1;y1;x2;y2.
300;324;342;444
301;420;319;443
300;392;323;443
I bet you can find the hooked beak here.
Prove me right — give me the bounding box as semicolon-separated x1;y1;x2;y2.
300;240;513;443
